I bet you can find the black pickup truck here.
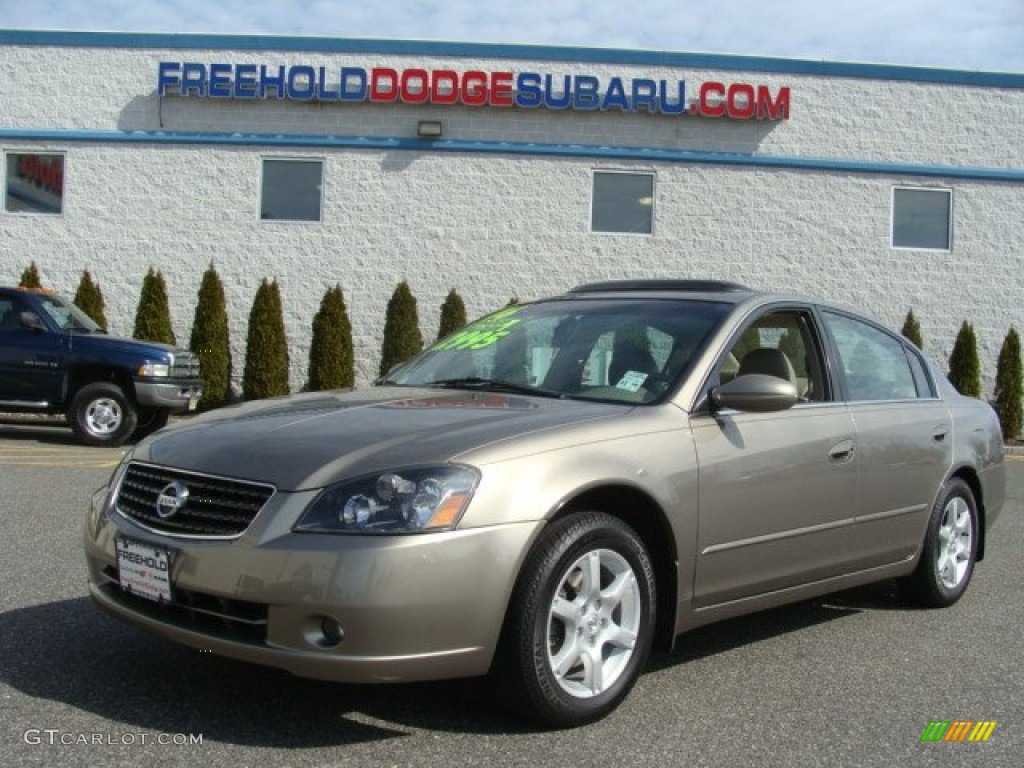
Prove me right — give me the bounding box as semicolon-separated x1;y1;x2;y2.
0;287;202;446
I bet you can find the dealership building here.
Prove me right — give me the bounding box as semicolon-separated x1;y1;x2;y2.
2;29;1022;392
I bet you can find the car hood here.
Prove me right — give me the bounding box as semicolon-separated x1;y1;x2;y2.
136;387;629;490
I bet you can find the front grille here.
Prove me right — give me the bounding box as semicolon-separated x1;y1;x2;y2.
99;569;268;644
115;462;275;538
171;351;200;379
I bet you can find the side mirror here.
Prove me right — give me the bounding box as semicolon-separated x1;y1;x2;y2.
19;311;47;332
710;373;799;413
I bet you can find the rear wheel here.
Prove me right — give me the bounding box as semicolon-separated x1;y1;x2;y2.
69;382;138;447
901;478;978;607
491;512;655;728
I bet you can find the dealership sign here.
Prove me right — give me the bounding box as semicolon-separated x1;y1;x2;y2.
157;63;790;120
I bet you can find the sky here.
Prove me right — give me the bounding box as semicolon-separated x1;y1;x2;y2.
1;0;1022;73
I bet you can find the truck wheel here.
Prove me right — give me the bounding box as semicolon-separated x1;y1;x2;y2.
69;382;138;447
133;408;170;441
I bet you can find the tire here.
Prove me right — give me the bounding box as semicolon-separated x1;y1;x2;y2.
133;407;170;441
901;478;979;608
491;512;656;728
69;382;138;447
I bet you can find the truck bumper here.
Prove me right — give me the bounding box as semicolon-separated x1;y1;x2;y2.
135;380;202;412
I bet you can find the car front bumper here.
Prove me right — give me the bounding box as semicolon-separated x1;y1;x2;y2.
83;486;541;683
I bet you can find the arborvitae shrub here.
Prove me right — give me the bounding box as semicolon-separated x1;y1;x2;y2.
243;278;290;400
190;264;232;409
994;326;1022;440
308;284;354;391
378;280;423;377
19;261;42;289
133;268;176;345
948;321;982;398
73;270;108;330
901;309;923;349
437;288;467;340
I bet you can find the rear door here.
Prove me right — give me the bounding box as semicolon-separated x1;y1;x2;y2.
690;306;859;607
820;310;951;565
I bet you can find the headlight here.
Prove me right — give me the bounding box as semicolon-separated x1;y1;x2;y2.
89;450;133;534
137;362;170;377
294;466;480;534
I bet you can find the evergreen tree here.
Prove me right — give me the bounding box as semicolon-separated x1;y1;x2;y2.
190;264;232;409
994;326;1022;440
243;278;290;400
19;261;42;289
73;270;108;330
308;284;354;391
948;321;982;398
378;280;423;377
133;268;176;344
901;309;923;349
437;288;467;340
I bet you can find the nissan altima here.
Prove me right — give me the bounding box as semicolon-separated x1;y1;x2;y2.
83;280;1005;727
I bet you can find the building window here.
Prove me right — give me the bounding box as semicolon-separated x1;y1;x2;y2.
4;153;65;214
260;158;323;222
891;187;951;250
591;171;654;235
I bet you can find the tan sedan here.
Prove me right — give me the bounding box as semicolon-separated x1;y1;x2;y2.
84;280;1005;727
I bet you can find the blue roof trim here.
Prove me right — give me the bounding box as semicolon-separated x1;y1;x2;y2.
3;128;1022;183
2;29;1023;88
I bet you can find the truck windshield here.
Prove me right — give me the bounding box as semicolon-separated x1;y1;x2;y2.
37;295;103;332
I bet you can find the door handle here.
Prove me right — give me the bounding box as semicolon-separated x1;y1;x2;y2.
932;424;950;442
829;439;855;463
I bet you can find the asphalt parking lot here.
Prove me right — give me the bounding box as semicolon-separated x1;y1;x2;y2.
1;421;1021;768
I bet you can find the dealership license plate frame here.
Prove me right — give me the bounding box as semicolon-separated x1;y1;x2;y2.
116;536;173;603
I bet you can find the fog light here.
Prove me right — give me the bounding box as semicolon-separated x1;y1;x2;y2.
320;617;345;647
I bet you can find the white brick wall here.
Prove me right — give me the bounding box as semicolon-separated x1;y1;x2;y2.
2;38;1022;396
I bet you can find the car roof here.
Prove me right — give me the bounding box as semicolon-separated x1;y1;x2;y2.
564;279;756;304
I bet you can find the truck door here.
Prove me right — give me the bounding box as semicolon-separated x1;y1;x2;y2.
0;294;65;406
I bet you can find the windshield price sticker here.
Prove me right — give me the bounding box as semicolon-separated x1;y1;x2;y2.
616;371;648;392
116;538;172;603
432;306;522;351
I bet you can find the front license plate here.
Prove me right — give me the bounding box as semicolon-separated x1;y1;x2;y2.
187;397;199;412
116;538;172;603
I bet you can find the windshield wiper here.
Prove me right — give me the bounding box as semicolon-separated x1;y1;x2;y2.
425;377;565;399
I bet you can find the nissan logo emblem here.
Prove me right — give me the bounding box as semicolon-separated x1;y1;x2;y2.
156;481;189;519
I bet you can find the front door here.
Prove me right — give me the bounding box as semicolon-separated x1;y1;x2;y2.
691;307;859;608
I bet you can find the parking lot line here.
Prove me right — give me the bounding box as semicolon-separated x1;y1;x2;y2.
0;445;124;468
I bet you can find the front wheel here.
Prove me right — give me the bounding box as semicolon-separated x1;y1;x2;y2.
491;512;656;728
69;382;138;447
901;478;979;608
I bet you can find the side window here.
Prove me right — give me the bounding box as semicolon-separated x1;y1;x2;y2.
721;310;827;402
823;312;920;401
0;297;26;331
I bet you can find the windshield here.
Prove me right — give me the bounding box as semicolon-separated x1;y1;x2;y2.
385;297;730;404
36;294;102;332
